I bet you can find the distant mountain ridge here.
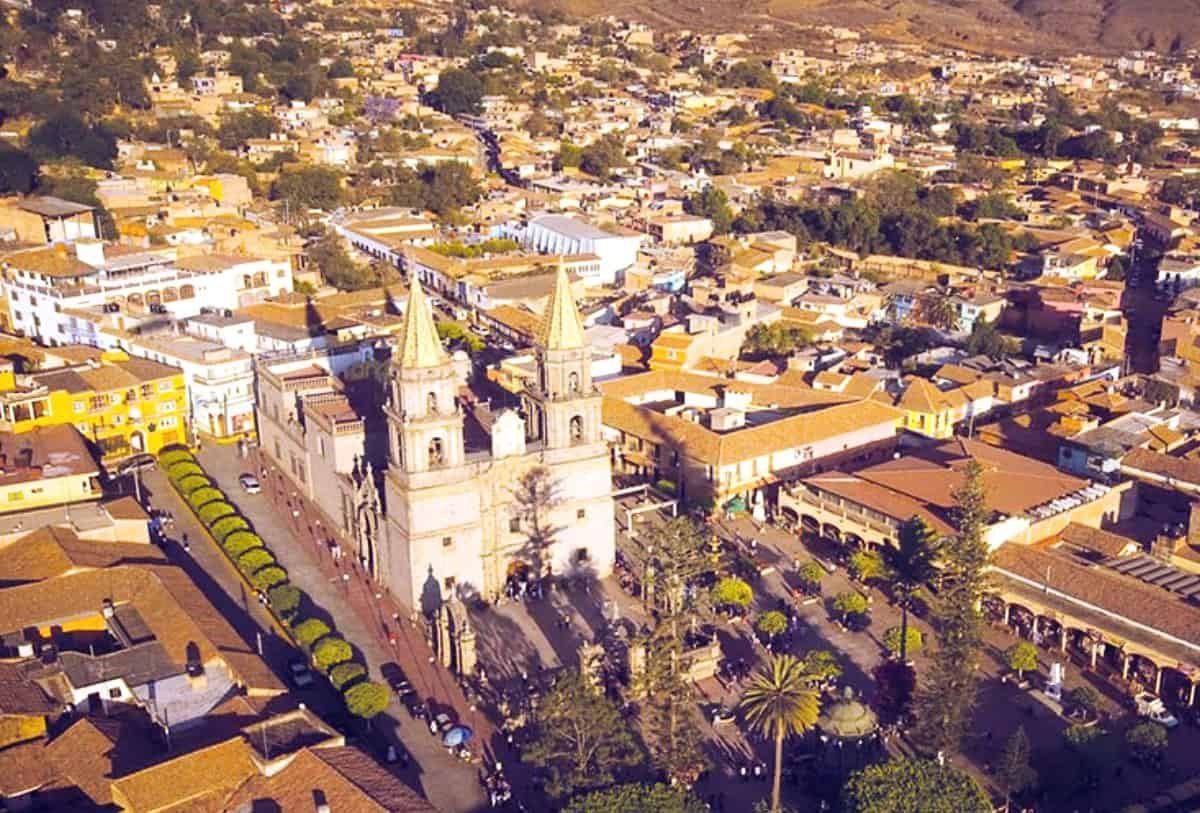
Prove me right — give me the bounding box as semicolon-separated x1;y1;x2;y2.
514;0;1200;55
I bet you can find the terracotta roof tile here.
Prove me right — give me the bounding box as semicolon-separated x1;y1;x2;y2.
110;737;258;812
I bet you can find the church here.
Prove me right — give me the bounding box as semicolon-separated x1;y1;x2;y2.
379;267;616;610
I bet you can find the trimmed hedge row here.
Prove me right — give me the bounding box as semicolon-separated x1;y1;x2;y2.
158;448;385;718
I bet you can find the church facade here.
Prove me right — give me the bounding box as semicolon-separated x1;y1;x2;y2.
379;269;616;610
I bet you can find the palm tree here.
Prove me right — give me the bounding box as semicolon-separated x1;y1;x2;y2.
921;294;959;331
888;516;940;662
739;654;822;813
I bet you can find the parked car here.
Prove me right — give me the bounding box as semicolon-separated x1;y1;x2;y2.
381;662;416;698
288;657;314;688
238;473;262;494
119;453;158;474
1135;691;1180;728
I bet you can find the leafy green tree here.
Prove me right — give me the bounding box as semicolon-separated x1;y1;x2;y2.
578;134;626;179
912;461;990;755
833;590;869;623
329;661;366;690
974;223;1013;270
1125;721;1168;765
217;110;276;150
636;623;708;785
293;618;332;649
309;232;374;290
1063;724;1115;787
0;146;37;194
327;57;356;79
251;566;287;591
312;635;353;672
965;320;1017;359
437;322;483;353
888;516;939;662
633;519;710;784
28;113;117;169
756;610;788;639
840;758;991;813
801;650;843;684
187;486;222;508
562;783;707;813
524;671;642;798
272;164;342;212
343;680;389;719
739;654;821;813
431;68;485;114
685;184;732;235
872;660;916;719
198;501;236;525
712;576;753;609
557;141;583;169
884;626;923;658
996;726;1037;805
741;323;813;360
224;531;264;559
1005;641;1039;680
268;583;302;619
795;560;825;594
848;549;885;583
237;547;275;577
422;162;480;216
1065;685;1100;719
210;516;250;543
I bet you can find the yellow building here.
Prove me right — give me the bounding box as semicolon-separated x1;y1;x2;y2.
0;351;187;461
895;377;956;439
0;424;103;513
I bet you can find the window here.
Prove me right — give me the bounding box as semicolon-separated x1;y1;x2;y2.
159;416;178;428
442;536;453;548
568;371;580;393
429;436;445;467
73;401;85;413
318;436;326;456
111;414;123;425
577;508;586;519
160;401;176;412
427;391;438;413
109;393;121;405
158;381;172;392
569;415;584;442
89;395;107;411
141;383;154;398
509;517;521;533
109;687;121;699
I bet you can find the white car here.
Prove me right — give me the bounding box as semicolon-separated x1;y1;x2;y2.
238;473;262;494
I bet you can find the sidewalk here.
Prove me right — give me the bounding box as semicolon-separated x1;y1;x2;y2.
197;444;496;812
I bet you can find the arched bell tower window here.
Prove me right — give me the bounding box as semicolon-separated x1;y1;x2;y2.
569;415;584;443
568;371;580;393
429;436;445;467
427;391;438;414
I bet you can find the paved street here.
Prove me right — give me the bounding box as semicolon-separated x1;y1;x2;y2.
154;445;1200;811
193;444;491;813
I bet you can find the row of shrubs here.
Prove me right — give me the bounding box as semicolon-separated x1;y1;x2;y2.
159;447;389;720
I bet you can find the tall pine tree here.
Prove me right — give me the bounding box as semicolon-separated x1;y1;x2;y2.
634;517;710;784
913;460;991;755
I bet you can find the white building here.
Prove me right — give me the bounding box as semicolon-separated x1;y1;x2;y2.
495;214;642;286
0;243;292;347
116;332;256;439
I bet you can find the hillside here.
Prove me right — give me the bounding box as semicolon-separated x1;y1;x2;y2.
513;0;1200;55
